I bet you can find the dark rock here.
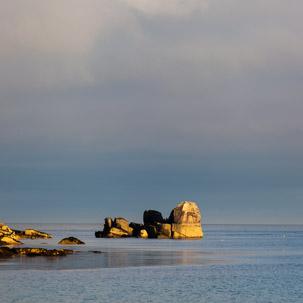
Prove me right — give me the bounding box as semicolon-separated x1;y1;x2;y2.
129;222;144;237
145;225;158;238
0;247;73;257
95;231;103;238
103;217;112;234
143;210;164;225
0;247;16;257
58;237;85;245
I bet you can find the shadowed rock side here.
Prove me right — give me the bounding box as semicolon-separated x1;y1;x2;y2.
95;201;203;239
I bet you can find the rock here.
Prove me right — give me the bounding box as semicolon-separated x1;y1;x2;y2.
58;237;85;245
144;225;158;238
114;218;133;235
169;201;203;239
103;217;112;234
156;223;172;239
0;223;13;233
169;201;201;224
24;229;52;239
95;201;203;239
143;210;164;225
0;247;73;257
172;223;203;239
0;236;22;246
0;223;23;245
0;247;16;257
129;222;144;237
107;227;130;238
95;231;103;238
95;217;133;238
168;201;203;239
139;229;148;238
1;222;52;245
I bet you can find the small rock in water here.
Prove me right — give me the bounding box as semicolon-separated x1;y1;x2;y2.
58;237;85;245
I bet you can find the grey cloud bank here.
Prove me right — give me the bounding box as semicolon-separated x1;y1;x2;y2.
0;0;302;223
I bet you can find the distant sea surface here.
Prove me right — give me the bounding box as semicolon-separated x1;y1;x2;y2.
1;224;303;302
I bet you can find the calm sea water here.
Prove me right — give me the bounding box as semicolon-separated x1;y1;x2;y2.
1;224;303;302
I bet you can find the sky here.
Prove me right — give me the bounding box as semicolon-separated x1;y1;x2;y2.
1;0;303;224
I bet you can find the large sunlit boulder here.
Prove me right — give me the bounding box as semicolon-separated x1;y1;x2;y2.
169;201;203;239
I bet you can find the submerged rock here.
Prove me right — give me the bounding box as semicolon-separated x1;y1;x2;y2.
58;237;85;245
0;247;73;258
0;247;16;257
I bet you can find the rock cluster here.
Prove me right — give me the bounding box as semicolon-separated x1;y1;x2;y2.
95;201;203;239
0;223;52;246
0;247;73;258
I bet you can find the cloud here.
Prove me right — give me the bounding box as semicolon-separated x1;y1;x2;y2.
0;0;303;156
121;0;208;16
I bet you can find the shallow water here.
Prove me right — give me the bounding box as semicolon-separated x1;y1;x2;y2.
1;224;303;302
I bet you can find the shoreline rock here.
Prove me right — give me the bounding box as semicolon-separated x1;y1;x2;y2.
1;223;53;246
95;201;203;239
0;247;73;258
14;229;52;239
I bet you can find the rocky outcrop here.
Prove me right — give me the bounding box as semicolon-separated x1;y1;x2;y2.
14;229;52;239
0;247;73;258
0;222;53;246
95;217;133;238
0;223;23;245
58;237;85;245
95;201;203;239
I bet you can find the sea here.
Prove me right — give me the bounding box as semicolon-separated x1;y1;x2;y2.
1;223;303;303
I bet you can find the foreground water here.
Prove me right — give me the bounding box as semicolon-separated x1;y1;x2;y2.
1;224;303;302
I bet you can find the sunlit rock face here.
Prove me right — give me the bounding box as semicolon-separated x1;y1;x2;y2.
169;201;203;239
0;223;23;245
169;201;201;224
